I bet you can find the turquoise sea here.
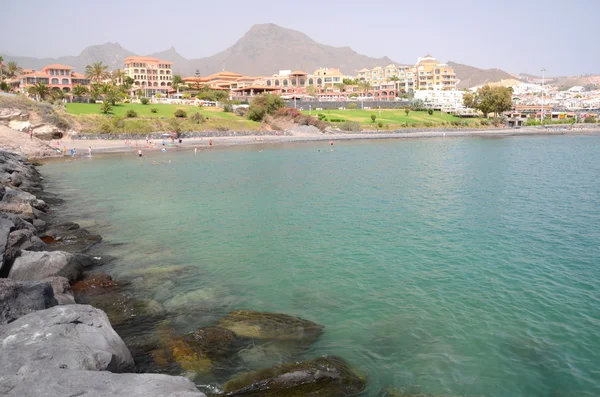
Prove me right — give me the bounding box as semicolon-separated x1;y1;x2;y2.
42;136;600;397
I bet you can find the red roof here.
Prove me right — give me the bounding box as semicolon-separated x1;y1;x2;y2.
43;64;72;70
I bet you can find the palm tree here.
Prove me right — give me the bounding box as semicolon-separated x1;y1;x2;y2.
334;82;346;92
357;81;372;109
85;62;109;84
72;84;89;102
172;75;183;93
5;61;22;79
111;69;126;85
28;83;50;100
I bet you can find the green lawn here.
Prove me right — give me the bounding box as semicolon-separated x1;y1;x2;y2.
301;109;478;125
65;102;238;120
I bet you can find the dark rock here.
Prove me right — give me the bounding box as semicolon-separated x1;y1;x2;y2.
0;304;134;373
44;276;75;304
8;228;46;251
42;224;102;253
0;279;58;324
217;310;325;344
33;218;46;232
222;356;366;397
0;368;207;397
8;250;84;283
0;216;17;276
0;212;36;232
72;272;120;295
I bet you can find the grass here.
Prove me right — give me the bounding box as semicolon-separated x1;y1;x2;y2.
301;109;480;127
65;102;239;121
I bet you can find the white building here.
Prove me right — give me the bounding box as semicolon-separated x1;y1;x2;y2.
414;90;465;109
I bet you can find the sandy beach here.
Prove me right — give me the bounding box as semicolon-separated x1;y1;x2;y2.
50;126;600;155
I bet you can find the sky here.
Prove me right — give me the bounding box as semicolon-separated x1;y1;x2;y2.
1;0;598;76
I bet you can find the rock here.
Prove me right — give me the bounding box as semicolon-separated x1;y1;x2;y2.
30;123;64;140
8;229;46;251
152;326;238;375
42;223;102;253
217;310;325;344
44;276;75;304
2;187;49;212
0;368;207;397
0;108;28;122
222;356;366;397
33;218;46;232
0;279;57;324
0;304;134;373
8;250;84;283
0;216;17;276
0;202;34;221
72;272;120;295
0;212;36;232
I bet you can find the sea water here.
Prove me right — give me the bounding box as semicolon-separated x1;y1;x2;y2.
41;136;600;397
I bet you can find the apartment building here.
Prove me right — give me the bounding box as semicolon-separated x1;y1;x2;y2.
13;64;90;94
357;54;456;92
123;56;172;96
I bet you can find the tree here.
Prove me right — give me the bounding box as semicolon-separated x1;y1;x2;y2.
334;82;346;92
405;108;410;116
358;81;371;97
111;69;126;85
4;61;22;79
343;78;360;85
72;84;89;102
306;85;317;97
49;87;65;101
172;75;183;92
100;83;123;105
90;83;102;102
100;101;112;114
27;83;50;100
85;62;109;84
370;114;376;123
248;93;284;122
465;85;513;118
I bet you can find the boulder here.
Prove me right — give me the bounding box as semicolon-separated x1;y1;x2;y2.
1;187;48;212
42;223;102;253
0;368;207;397
33;218;46;232
8;229;46;251
44;276;75;304
217;310;325;344
30;123;64;140
0;216;17;276
0;212;36;233
0;202;34;221
0;108;28;122
0;304;134;373
8;250;84;283
222;356;366;397
0;279;57;324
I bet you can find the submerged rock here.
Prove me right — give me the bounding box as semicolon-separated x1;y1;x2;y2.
0;368;207;397
152;326;238;376
42;223;102;253
72;272;120;295
0;304;134;373
222;356;366;397
0;278;57;324
217;310;324;344
8;250;84;283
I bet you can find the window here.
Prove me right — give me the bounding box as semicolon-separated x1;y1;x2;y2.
308;78;314;85
51;78;59;84
62;78;69;85
283;80;288;86
275;80;280;86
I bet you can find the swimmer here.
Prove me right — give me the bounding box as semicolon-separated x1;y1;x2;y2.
329;140;334;146
194;148;197;153
161;147;166;152
152;161;157;165
88;146;92;156
137;149;143;157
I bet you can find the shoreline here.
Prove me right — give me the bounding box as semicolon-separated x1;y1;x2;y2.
51;127;600;156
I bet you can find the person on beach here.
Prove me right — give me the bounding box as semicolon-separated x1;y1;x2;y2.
162;139;165;146
70;148;75;157
88;146;92;156
62;146;67;155
138;149;143;157
194;148;197;153
209;139;213;147
161;147;166;152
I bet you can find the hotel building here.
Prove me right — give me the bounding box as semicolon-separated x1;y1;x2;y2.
13;64;90;95
123;56;173;96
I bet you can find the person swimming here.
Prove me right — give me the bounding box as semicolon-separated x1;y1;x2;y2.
138;149;143;157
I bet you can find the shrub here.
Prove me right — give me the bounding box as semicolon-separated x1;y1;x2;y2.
235;107;249;117
404;109;410;116
247;93;284;122
377;121;384;128
317;113;326;121
339;121;361;132
140;97;149;105
126;109;137;118
274;107;301;119
479;119;490;126
215;125;229;132
223;103;234;113
462;121;470;127
174;109;187;118
584;116;597;123
490;118;502;127
347;103;357;110
150;108;158;113
248;107;266;122
100;101;112;114
424;121;434;127
329;118;346;122
124;99;130;104
296;115;328;131
428;109;434;116
371;114;377;123
190;112;205;124
401;122;409;128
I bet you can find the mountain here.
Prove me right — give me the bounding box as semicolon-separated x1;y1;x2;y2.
448;61;521;89
0;24;401;77
1;42;135;74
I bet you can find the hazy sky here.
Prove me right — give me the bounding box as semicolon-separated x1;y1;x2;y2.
1;0;598;76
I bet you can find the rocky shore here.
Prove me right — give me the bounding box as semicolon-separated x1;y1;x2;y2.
0;150;372;396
